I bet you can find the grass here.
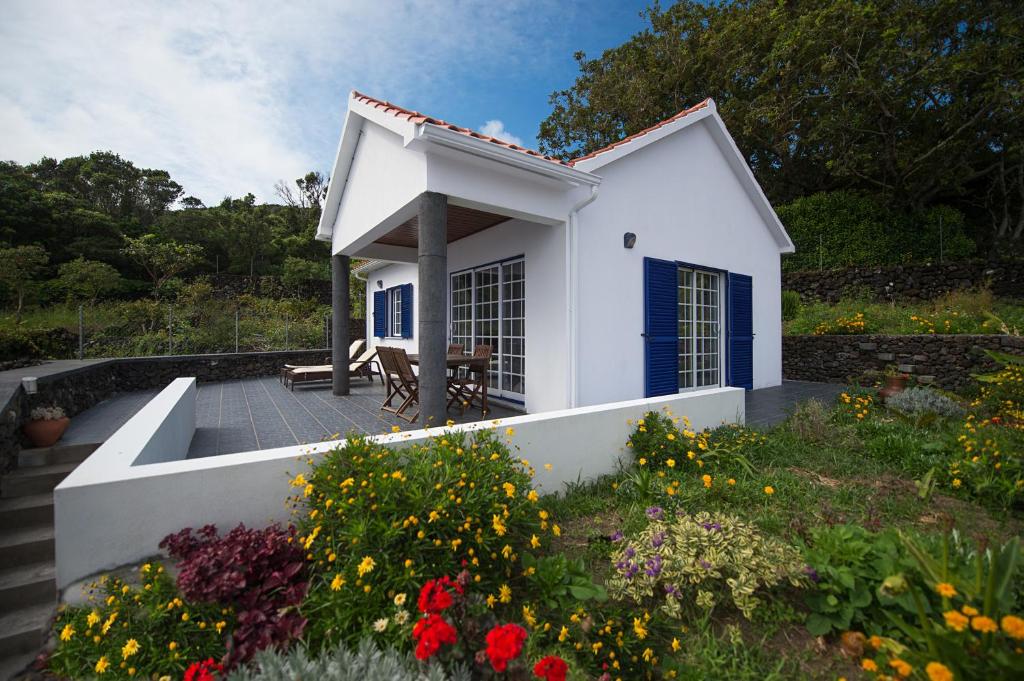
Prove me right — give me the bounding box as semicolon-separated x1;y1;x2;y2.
784;288;1024;335
550;395;1022;679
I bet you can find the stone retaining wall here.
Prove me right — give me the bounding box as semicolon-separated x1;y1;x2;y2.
783;334;1024;389
782;260;1024;302
1;349;335;474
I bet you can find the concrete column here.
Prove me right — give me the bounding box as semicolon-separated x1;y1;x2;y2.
418;192;448;425
332;253;350;396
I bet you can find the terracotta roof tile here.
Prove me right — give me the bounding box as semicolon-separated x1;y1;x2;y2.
352;91;570;166
568;99;712;166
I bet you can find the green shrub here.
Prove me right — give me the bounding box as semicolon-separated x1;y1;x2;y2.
974;349;1024;420
0;326;76;361
886;387;965;418
781;290;800;321
48;562;231;680
778;191;974;272
225;638;469;681
607;510;805;620
293;429;552;648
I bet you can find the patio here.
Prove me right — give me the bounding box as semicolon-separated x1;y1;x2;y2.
62;376;523;459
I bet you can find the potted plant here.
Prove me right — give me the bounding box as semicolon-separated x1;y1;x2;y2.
878;364;909;402
23;406;69;448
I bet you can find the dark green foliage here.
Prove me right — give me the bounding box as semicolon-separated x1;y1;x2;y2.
778;192;974;272
781;290;800;322
0;326;76;361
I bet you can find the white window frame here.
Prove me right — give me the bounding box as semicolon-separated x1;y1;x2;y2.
388;286;402;338
677;266;724;393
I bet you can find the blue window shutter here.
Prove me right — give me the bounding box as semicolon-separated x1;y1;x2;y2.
400;283;413;338
372;290;386;338
643;257;679;397
726;272;753;390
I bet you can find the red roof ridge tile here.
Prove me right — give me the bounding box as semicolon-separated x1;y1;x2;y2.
568;99;712;166
351;90;570;167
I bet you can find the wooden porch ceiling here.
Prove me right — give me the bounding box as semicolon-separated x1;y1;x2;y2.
374;205;511;248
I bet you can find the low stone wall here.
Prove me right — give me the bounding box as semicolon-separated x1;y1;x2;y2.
783;334;1024;389
782;260;1024;302
1;349;334;474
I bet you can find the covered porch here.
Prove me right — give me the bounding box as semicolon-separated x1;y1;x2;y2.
317;92;601;424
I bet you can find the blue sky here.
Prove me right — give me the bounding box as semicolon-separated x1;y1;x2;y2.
1;1;655;205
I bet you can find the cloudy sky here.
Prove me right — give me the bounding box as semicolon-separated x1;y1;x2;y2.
0;0;652;205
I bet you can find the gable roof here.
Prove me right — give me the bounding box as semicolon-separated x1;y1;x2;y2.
352;91;570;167
569;99;712;166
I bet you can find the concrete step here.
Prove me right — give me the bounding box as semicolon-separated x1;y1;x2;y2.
0;562;55;611
0;494;53;530
0;648;40;681
0;464;76;498
0;526;54;571
0;602;53;661
17;443;96;469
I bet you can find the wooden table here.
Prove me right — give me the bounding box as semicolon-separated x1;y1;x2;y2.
407;354;473;368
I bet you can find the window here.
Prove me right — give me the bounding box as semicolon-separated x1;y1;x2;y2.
677;267;721;390
389;287;402;337
449;258;525;400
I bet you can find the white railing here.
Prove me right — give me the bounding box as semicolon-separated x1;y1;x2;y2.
54;384;744;589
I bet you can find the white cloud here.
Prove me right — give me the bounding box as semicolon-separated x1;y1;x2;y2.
0;0;569;204
478;120;524;147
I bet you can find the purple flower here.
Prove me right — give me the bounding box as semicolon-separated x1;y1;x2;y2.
645;506;664;521
610;530;624;542
624;546;636;559
664;583;680;597
651;532;666;548
803;565;820;583
699;559;712;570
623;562;639;580
701;522;721;532
644;555;663;577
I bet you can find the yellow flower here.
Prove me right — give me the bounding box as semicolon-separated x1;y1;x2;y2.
971;615;998;633
888;658;912;677
558;625;570;642
727;478;736;486
502;482;516;498
633;617;648;639
544;463;553;471
522;605;537;627
502;544;513;559
642;647;654;662
527;490;539;502
486;594;496;608
702;474;712;488
763;485;774;496
499;584;512;603
86;610;101;627
671;637;681;652
530;534;541;549
861;659;878;672
215;621;226;633
60;624;74;641
961;605;978;616
330;574;345;591
925;661;953;681
181;612;189;622
95;656;110;674
492;515;507;536
121;639;140;660
1001;614;1024;640
638;457;647;466
101;612;118;635
168;641;177;651
552;524;561;536
666;458;676;468
935;582;957;598
667;433;676;441
357;556;376;577
943;610;968;632
506;427;515;437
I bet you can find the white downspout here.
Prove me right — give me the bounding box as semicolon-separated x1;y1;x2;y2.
565;185;599;408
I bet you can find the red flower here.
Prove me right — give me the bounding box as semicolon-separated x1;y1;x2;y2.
183;658;223;681
534;656;568;681
485;623;528;673
417;576;462;614
412;614;458;661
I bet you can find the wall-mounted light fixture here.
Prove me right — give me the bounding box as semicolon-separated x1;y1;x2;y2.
22;377;38;395
623;232;637;249
376;280;384;289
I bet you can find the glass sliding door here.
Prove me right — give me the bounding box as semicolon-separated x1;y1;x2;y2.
449;258;526;402
677;266;721;391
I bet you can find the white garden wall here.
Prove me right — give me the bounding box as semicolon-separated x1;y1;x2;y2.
53;384;743;589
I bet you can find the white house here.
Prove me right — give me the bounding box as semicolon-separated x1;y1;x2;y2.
315;91;794;421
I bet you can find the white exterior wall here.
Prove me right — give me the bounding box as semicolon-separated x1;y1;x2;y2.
575;118;783;405
364;218;569;414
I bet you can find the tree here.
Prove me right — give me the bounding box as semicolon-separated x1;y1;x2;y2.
56;257;122;303
538;0;1024;248
218;194;276;277
122;234;203;292
0;244;49;322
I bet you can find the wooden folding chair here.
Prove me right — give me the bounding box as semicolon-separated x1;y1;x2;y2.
447;343;465;355
448;344;492;416
379;347;420;422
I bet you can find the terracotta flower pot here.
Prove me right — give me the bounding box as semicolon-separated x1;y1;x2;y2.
878;375;908;402
23;417;70;448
